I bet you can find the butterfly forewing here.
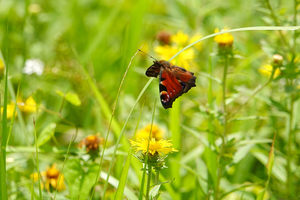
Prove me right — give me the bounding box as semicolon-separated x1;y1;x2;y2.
145;61;161;78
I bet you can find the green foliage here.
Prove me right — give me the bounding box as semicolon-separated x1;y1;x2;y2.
64;159;98;200
36;123;56;147
1;0;300;199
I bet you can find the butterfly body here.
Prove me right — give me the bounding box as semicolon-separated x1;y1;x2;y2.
146;60;196;109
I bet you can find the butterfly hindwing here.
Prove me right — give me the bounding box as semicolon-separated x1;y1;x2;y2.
159;68;184;108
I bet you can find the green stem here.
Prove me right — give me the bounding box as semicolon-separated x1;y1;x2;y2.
146;164;152;200
215;55;229;199
286;82;295;198
153;171;160;200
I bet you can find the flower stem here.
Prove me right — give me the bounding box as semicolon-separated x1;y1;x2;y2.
146;164;152;200
153;170;160;200
286;91;294;198
215;55;229;199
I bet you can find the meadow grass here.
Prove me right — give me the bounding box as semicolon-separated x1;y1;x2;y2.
1;0;300;199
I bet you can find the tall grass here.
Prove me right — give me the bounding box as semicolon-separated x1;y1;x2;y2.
1;0;300;199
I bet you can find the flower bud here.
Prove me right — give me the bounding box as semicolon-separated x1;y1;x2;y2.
272;54;283;66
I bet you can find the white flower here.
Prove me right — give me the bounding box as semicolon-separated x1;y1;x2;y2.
23;59;44;76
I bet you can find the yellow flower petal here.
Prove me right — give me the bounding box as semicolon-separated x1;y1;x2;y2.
259;64;280;78
214;28;234;46
18;96;37;113
171;31;189;46
130;138;178;155
136;124;164;141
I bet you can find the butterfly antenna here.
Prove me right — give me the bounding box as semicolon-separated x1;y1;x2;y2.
138;49;157;61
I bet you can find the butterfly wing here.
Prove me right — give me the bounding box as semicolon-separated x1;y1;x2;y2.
159;68;184;108
159;64;196;109
145;60;196;109
171;66;196;93
145;61;161;77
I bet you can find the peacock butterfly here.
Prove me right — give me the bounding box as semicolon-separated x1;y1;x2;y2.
145;60;196;109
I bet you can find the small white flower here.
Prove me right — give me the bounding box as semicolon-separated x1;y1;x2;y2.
23;58;44;76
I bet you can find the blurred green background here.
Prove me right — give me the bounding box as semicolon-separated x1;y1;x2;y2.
1;0;300;199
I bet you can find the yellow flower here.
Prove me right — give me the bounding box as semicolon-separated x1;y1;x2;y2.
18;96;37;113
259;64;280;78
1;102;17;119
154;45;195;70
171;31;189;46
130;138;178;155
154;31;202;70
0;58;4;76
31;164;66;191
136;124;164;141
214;28;234;54
79;134;104;152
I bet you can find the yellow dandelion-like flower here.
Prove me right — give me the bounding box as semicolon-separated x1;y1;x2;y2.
214;28;234;53
259;64;280;78
18;96;37;113
130;138;178;155
154;45;195;70
31;164;66;191
1;102;17;119
136;124;164;141
171;30;189;46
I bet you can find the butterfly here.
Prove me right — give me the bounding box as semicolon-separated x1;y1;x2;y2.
146;60;196;109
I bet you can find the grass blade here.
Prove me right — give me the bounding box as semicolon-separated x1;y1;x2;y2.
0;51;8;200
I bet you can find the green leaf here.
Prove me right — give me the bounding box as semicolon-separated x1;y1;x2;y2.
37;123;56;147
32;89;44;108
64;159;98;200
115;150;132;200
256;189;266;200
56;90;64;97
56;90;82;106
65;92;82;106
266;133;276;176
233;143;254;164
149;185;161;199
269;98;288;113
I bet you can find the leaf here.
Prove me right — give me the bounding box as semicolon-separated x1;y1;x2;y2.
65;92;81;106
56;90;82;106
269;99;288;113
64;159;98;200
233;143;254;164
266;133;276;176
32;89;44;108
149;185;161;199
256;189;266;200
56;90;65;97
100;171;138;200
114;150;132;200
37;123;56;147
